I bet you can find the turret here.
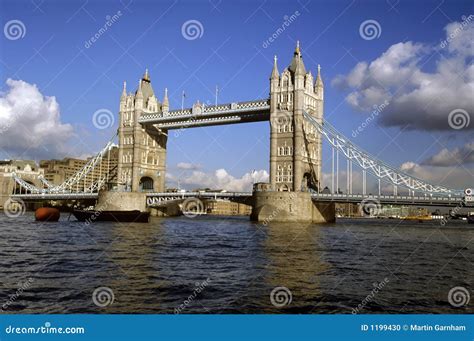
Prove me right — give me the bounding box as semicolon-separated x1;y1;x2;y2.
135;78;143;109
290;41;306;89
162;88;169;112
120;81;127;111
121;81;127;99
143;68;150;82
315;64;324;99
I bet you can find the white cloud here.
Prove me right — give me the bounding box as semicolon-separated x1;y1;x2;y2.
167;168;269;192
0;79;74;158
332;20;474;131
176;162;201;170
421;141;474;166
400;161;472;190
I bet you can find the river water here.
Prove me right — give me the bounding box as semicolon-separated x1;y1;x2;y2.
0;213;472;314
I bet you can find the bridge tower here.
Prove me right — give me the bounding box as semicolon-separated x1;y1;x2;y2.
269;42;323;192
252;42;333;223
117;70;167;192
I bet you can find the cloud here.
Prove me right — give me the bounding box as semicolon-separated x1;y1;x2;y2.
176;162;201;170
0;79;74;158
400;161;472;190
421;141;474;166
332;19;474;131
167;168;269;192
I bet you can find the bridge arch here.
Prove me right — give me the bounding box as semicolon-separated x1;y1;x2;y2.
139;176;154;192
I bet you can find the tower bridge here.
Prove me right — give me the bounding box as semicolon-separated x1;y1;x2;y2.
11;42;472;222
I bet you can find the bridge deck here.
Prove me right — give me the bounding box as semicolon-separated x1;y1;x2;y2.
11;191;470;208
138;99;270;129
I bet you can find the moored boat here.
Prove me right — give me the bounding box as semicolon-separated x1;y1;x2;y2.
72;209;150;223
35;207;60;222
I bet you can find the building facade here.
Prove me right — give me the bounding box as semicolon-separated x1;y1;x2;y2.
206;199;252;216
40;146;118;189
0;160;44;208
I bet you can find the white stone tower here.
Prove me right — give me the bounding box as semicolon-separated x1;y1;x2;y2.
117;70;168;192
269;42;324;192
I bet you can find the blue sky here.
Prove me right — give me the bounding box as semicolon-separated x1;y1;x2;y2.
0;0;472;191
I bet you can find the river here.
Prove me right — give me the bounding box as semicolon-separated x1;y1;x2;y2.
0;213;472;314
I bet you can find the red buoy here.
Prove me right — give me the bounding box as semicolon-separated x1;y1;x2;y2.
35;207;60;222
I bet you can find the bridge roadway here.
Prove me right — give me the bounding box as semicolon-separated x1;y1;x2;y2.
11;191;470;207
138;99;270;129
145;192;470;207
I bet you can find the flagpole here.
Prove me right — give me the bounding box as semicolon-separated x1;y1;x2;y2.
215;85;218;106
181;90;185;110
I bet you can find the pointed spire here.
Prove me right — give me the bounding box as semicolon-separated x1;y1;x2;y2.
136;78;143;98
271;55;279;79
143;68;150;82
162;87;169;112
295;40;301;56
289;40;306;76
121;81;127;98
315;64;323;87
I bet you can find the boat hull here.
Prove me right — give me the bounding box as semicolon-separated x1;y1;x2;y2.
468;216;474;224
72;210;150;223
